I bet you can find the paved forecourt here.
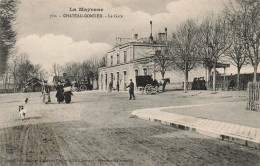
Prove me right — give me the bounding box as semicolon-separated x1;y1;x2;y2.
132;102;260;149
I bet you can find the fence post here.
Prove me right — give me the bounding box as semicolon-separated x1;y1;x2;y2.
247;82;260;111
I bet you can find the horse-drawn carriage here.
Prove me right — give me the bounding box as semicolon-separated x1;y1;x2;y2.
72;80;93;91
136;75;170;94
136;75;160;94
53;75;93;92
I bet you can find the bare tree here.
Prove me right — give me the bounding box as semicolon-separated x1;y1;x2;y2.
8;54;46;91
225;8;248;90
7;53;28;91
198;15;231;92
98;56;107;68
153;44;173;79
170;19;200;92
52;63;63;77
0;0;20;76
13;54;34;90
226;0;259;83
7;54;20;90
63;62;81;80
32;64;47;79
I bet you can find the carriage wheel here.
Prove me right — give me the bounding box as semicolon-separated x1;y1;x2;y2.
145;85;152;94
80;85;87;91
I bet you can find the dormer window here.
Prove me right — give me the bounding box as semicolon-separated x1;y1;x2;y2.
111;56;113;66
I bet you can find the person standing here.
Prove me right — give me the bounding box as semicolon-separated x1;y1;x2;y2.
64;79;73;103
116;82;119;92
196;77;201;90
42;80;51;104
55;80;64;103
191;78;197;90
109;82;113;92
126;79;135;100
201;77;207;90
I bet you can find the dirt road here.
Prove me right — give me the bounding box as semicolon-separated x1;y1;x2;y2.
0;91;259;165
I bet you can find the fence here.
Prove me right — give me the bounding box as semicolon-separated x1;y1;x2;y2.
0;89;17;94
247;82;260;111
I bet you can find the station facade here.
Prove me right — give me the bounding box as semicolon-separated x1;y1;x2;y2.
98;36;163;91
98;34;229;91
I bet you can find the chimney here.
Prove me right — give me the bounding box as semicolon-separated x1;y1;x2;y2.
149;21;153;43
134;34;138;40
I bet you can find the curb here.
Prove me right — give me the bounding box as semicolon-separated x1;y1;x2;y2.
132;107;260;149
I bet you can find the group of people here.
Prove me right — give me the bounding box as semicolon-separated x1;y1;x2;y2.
42;78;136;102
41;79;73;104
109;82;120;92
191;77;207;90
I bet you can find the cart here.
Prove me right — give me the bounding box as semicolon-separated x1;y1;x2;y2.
136;75;159;94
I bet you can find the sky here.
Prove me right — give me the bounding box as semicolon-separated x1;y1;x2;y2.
14;0;255;76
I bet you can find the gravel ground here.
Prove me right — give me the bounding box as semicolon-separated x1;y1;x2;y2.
0;90;259;166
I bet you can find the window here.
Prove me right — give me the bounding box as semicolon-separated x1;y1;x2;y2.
117;72;119;82
110;73;113;84
124;51;127;63
117;54;119;64
135;70;138;77
143;68;147;76
110;56;113;66
105;74;107;88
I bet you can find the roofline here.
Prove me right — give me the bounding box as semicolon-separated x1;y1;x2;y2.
107;42;165;53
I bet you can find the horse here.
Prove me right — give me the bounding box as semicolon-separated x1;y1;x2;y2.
162;78;170;92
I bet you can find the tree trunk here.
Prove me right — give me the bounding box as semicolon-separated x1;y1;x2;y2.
253;62;258;83
237;67;241;90
13;73;16;92
161;71;165;79
7;76;10;93
213;62;216;92
207;68;211;89
184;62;188;93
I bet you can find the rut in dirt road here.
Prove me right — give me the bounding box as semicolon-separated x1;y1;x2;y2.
0;120;259;166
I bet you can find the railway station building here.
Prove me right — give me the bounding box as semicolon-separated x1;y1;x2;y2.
98;32;229;91
98;33;166;91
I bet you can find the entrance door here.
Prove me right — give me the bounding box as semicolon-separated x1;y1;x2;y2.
117;72;119;83
101;75;103;90
110;73;113;85
105;74;107;89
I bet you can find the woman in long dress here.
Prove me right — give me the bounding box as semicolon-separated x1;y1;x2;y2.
56;80;64;103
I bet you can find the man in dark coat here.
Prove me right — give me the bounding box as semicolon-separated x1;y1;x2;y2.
126;79;135;100
196;77;201;90
109;82;113;92
191;78;197;90
56;80;64;103
201;77;207;90
116;82;119;92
